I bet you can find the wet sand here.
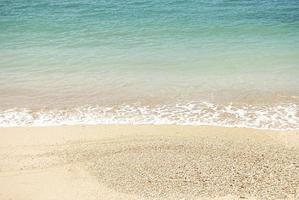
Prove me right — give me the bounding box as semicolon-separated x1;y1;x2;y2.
0;125;298;199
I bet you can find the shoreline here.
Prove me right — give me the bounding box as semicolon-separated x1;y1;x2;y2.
0;101;298;130
0;125;298;199
0;123;298;132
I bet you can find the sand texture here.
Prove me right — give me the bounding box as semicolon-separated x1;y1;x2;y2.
0;125;298;200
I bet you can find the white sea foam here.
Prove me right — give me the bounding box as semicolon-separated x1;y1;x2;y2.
0;102;298;130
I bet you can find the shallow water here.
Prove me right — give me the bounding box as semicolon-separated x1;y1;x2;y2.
0;0;298;129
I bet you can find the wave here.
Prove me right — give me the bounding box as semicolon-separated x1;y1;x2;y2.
0;102;298;130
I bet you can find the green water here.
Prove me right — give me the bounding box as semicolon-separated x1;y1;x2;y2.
0;0;298;128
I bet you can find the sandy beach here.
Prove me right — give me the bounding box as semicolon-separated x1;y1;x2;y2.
0;125;298;200
1;0;299;199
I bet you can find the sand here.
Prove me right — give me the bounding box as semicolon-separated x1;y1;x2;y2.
0;125;298;200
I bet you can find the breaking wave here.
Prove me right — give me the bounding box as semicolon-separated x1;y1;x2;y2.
0;102;298;130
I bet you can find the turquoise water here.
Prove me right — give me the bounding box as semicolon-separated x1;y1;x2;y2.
0;0;299;129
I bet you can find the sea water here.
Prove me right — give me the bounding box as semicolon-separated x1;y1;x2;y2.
0;0;298;129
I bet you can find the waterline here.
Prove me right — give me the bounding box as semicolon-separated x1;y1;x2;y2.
1;102;298;130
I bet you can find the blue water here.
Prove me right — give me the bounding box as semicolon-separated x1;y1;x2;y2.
0;0;298;128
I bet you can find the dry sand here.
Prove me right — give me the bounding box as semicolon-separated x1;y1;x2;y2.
0;125;298;200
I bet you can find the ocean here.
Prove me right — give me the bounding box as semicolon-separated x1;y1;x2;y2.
0;0;298;129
